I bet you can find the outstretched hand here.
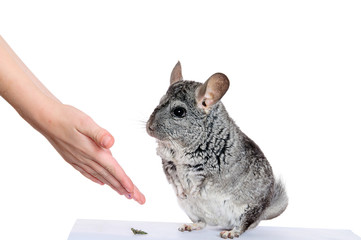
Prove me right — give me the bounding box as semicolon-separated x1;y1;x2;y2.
38;102;146;204
0;35;145;204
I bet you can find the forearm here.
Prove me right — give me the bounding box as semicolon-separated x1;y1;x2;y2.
0;35;58;129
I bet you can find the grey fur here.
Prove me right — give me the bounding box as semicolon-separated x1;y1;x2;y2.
146;62;288;238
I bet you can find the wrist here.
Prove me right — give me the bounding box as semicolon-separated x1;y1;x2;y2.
19;89;61;134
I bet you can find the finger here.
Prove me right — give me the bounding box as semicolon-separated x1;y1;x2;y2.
83;160;131;196
90;152;135;194
75;162;128;196
74;163;132;200
73;164;105;185
77;116;115;149
101;157;135;194
133;185;146;205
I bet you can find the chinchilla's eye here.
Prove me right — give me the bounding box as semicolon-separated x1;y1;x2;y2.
172;106;187;118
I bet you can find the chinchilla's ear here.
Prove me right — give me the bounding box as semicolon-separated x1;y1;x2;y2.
196;73;229;110
170;61;183;85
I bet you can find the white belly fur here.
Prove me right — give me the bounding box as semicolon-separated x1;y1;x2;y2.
178;192;248;228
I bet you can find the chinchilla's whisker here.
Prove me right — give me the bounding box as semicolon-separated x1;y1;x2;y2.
128;118;148;129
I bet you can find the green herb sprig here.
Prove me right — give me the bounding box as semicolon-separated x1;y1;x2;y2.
131;228;148;235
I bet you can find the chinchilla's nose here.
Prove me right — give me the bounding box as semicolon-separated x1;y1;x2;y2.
146;119;155;136
147;124;154;132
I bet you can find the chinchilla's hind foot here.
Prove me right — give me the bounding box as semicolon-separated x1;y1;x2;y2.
220;227;242;239
178;222;206;232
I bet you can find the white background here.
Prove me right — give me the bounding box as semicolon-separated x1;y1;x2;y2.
1;1;360;239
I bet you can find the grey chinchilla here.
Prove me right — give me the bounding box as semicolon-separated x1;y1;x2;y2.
146;62;288;238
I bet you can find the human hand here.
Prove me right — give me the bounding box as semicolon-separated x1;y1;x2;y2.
1;35;145;204
37;101;146;204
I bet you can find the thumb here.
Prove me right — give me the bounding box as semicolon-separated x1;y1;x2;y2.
97;129;115;149
78;116;115;149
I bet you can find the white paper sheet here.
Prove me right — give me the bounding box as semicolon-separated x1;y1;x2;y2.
68;219;361;240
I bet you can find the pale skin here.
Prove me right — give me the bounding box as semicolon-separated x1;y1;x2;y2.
0;35;145;204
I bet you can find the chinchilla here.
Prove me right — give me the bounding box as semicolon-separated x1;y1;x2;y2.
146;62;288;239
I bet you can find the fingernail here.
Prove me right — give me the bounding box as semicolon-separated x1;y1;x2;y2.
125;193;132;199
101;135;112;148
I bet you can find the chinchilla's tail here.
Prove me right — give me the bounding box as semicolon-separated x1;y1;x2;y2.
263;179;288;220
